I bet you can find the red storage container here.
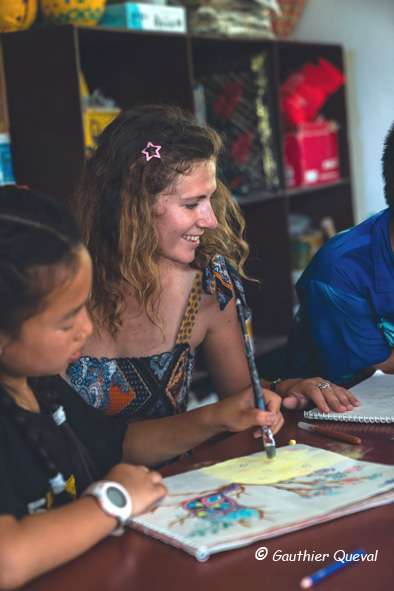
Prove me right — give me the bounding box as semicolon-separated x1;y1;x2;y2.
284;120;340;188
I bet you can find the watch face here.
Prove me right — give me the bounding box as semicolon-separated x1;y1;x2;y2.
107;486;127;508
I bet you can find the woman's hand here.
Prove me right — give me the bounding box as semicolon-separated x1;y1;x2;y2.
276;378;360;413
105;464;167;517
212;386;284;435
261;387;285;434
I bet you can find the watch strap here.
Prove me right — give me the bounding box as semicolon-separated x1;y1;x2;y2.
83;480;132;536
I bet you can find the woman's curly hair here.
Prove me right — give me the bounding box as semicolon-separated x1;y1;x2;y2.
72;104;249;335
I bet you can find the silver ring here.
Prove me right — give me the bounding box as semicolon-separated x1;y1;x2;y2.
316;381;330;391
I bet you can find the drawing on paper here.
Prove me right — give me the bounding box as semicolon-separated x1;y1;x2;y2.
132;444;394;559
170;483;265;536
200;445;342;485
271;465;382;497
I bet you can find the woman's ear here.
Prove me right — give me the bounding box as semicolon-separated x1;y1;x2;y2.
152;194;168;216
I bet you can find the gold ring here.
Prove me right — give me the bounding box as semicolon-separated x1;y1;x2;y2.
316;381;330;391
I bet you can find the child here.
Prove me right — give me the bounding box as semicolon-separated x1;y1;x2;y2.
0;186;278;589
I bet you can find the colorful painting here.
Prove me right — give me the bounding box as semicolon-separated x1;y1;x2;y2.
132;444;394;560
170;484;265;537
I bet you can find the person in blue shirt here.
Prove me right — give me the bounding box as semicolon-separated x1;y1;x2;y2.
288;122;394;386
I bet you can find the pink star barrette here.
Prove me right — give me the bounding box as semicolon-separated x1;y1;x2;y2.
141;141;162;162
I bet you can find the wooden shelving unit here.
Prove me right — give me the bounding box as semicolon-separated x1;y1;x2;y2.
0;25;354;349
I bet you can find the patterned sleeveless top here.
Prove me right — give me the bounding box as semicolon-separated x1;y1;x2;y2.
66;256;247;421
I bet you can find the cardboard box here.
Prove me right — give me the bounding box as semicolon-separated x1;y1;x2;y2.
100;2;187;33
83;108;120;150
284;120;340;188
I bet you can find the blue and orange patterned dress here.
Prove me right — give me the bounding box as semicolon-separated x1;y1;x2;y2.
66;256;247;421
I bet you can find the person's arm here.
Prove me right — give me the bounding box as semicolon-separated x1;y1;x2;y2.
0;465;165;590
200;295;283;408
202;295;253;397
285;273;394;410
201;283;361;413
0;497;116;590
374;349;394;373
122;386;283;466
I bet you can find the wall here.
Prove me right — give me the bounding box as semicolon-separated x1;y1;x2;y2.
290;0;394;222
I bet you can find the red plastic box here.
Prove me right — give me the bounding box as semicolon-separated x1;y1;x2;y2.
284;120;340;188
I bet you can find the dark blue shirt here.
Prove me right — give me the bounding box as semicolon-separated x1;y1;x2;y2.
289;208;394;384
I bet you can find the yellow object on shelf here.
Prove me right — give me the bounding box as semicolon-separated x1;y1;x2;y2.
83;108;120;150
0;0;37;32
79;71;90;102
40;0;106;26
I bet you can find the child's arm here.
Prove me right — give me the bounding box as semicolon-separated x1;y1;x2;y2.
0;497;115;590
0;465;166;590
122;386;283;466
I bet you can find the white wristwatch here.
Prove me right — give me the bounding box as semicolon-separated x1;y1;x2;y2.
83;481;133;536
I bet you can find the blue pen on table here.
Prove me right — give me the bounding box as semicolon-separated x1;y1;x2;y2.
235;298;276;459
300;548;367;588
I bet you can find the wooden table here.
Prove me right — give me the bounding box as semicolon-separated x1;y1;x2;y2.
23;413;394;591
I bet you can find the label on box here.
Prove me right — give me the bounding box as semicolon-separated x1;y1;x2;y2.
100;3;187;33
304;169;318;183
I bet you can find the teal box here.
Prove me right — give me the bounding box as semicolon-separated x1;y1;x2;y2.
100;2;186;33
0;134;15;185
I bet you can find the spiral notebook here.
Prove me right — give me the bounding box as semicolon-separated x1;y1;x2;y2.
304;371;394;423
131;444;394;560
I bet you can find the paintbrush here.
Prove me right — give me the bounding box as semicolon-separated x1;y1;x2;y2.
298;421;362;445
236;299;276;459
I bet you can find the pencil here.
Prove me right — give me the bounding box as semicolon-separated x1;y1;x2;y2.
297;421;362;445
300;548;366;588
235;299;276;459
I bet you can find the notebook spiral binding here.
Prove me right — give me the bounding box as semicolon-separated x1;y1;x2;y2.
304;410;394;423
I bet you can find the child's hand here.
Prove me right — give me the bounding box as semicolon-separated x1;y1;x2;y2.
212;387;284;435
105;464;167;517
276;378;359;413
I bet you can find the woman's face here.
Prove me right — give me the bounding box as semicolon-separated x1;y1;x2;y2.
0;246;93;379
153;159;218;266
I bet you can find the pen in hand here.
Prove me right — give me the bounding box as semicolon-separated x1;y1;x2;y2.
235;299;276;459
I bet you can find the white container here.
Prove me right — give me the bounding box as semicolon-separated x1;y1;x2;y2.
100;2;187;33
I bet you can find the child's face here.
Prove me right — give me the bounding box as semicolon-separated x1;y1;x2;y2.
153;159;218;266
0;247;93;378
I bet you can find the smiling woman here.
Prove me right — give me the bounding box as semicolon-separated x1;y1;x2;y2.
67;104;276;423
153;159;218;266
66;104;353;427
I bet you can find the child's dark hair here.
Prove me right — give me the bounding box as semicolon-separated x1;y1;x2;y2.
382;122;394;209
0;185;82;337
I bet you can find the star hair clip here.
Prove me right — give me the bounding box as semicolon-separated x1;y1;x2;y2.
141;141;162;162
